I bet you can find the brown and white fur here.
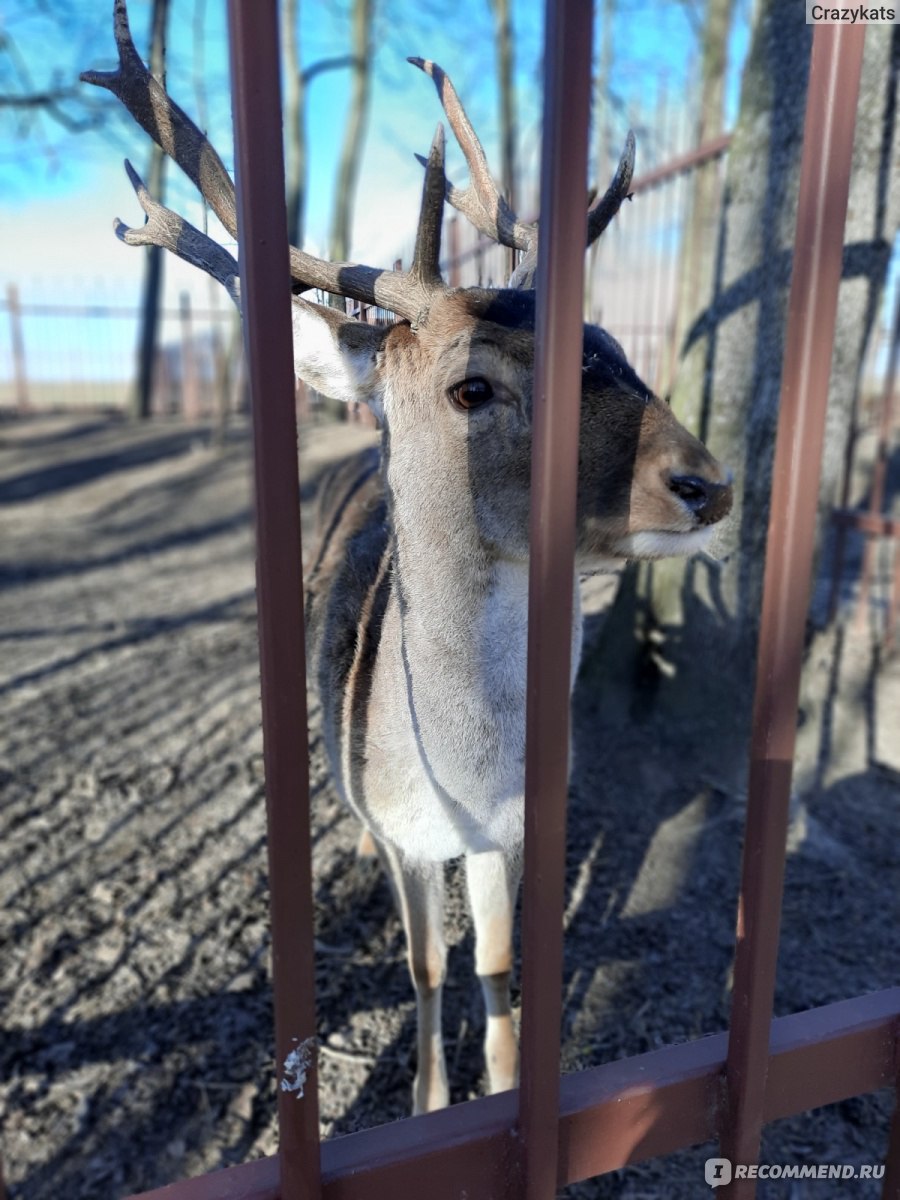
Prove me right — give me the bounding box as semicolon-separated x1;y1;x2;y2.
83;9;732;1116
299;290;731;1112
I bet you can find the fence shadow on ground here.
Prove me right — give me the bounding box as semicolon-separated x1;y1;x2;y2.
1;418;896;1199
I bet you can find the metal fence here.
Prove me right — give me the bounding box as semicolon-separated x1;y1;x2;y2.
441;127;733;402
438;108;900;644
0;283;241;418
6;4;898;1200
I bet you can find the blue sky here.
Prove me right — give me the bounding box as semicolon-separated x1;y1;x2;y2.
0;0;752;383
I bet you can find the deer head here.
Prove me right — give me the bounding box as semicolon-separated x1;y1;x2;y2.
81;3;732;572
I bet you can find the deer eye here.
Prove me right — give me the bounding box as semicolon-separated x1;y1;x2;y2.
448;377;494;411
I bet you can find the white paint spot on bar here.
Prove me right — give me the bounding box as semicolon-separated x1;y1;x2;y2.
281;1036;317;1099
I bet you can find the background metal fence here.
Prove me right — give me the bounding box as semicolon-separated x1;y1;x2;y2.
0;283;241;419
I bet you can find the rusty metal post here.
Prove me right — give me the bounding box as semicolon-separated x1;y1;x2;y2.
447;217;461;288
179;290;202;421
227;3;321;1199
629;133;733;196
720;23;866;1198
6;284;29;411
883;1089;900;1200
649;86;668;394
518;2;593;1198
889;550;900;648
152;346;171;417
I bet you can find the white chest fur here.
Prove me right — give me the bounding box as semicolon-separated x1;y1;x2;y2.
355;563;583;861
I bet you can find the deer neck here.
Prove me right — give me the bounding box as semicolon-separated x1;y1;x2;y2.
390;486;505;667
384;444;583;763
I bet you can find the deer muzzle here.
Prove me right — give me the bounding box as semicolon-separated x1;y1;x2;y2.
667;472;733;527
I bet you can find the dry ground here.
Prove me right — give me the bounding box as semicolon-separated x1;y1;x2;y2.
0;413;897;1199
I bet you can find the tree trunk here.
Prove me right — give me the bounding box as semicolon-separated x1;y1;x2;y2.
489;0;517;211
592;0;614;192
598;8;899;773
669;0;735;404
134;0;170;422
586;0;614;313
634;0;734;634
282;0;307;247
329;0;373;263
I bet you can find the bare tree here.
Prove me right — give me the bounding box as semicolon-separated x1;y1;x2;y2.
0;23;107;140
668;0;736;410
635;0;735;639
489;0;517;210
592;0;615;193
281;0;371;255
133;0;170;421
329;0;374;263
604;5;899;770
282;0;306;247
586;0;615;309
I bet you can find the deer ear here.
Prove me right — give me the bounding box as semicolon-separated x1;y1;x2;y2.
290;297;386;413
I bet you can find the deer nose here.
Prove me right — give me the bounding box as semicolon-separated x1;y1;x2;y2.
668;473;733;526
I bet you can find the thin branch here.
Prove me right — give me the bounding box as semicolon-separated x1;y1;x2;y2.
0;89;79;107
0;89;102;131
301;55;361;86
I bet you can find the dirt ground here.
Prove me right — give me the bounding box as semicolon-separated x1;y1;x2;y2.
0;412;897;1199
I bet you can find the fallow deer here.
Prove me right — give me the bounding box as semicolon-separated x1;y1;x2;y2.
83;1;732;1116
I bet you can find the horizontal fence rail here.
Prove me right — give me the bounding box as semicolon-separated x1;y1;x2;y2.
127;989;899;1200
0;283;240;416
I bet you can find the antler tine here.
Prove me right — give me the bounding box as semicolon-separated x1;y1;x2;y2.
408;57;535;255
83;0;433;320
81;0;239;242
502;130;637;289
410;124;447;289
586;131;635;247
116;159;241;310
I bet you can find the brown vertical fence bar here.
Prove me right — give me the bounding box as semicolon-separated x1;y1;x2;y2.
889;551;900;645
179;290;201;421
518;1;593;1197
721;22;867;1196
6;283;29;411
227;3;322;1199
883;1093;900;1200
447;217;461;288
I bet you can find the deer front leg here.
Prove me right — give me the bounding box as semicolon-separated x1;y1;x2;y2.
465;846;522;1095
380;842;448;1114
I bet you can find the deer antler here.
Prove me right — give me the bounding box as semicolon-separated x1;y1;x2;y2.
82;2;633;316
81;0;239;240
81;0;442;321
410;125;448;288
410;56;635;289
408;57;536;256
116;160;242;310
587;131;635;245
